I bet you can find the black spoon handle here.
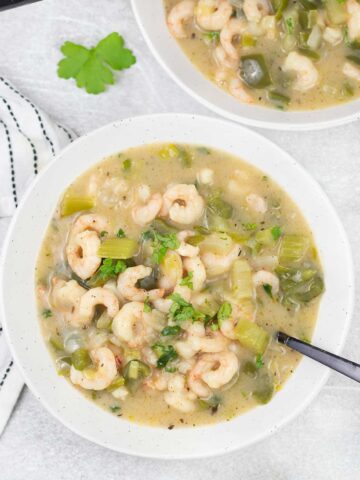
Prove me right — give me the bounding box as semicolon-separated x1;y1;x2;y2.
277;331;360;383
0;0;41;11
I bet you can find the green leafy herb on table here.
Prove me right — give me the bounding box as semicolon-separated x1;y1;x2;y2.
58;33;136;94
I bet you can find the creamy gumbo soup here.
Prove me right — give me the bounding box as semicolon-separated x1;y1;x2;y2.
164;0;360;110
36;144;324;428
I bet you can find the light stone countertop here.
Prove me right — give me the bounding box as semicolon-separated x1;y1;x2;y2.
0;1;360;478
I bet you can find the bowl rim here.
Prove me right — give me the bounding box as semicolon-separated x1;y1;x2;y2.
131;0;360;131
0;113;355;459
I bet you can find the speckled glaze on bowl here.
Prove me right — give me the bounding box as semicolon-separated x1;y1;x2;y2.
131;0;360;131
0;114;354;458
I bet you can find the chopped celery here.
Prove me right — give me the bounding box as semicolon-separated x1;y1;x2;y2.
253;373;274;404
194;225;211;235
279;235;310;265
242;34;257;47
268;91;291;107
207;193;233;219
124;359;151;381
234;319;270;355
60;195;94;217
98;238;138;259
298;47;320;60
276;265;324;305
230;259;253;300
324;0;347;25
274;0;289;20
186;234;205;246
151;219;178;234
307;25;322;50
106;376;125;392
228;232;249;244
160;250;183;284
299;9;317;29
255;229;274;246
96;311;112;329
195;294;220;318
50;336;64;351
206;213;230;232
71;348;91;371
200;232;234;255
240;54;272;88
159;144;180;160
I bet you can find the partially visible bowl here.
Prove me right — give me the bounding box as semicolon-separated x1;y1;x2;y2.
131;0;360;131
0;114;354;458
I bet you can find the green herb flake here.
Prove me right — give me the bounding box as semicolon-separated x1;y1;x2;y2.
110;405;121;413
263;283;273;298
243;223;258;231
271;226;282;241
168;293;205;323
100;230;108;238
57;32;136;94
217;302;232;325
180;271;194;290
142;230;180;264
255;354;264;369
202;31;220;42
116;228;125;238
151;343;178;369
122;159;132;171
161;325;181;336
42;309;53;319
144;297;152;313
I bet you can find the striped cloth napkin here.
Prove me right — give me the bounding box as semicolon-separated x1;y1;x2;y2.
0;76;75;435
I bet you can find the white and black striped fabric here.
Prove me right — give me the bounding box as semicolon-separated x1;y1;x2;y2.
0;76;75;435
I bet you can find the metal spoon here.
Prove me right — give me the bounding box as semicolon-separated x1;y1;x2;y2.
277;331;360;383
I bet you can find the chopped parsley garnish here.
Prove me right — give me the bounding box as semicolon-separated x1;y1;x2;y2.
110;405;121;413
202;31;220;42
263;283;273;298
42;309;53;318
151;343;178;369
143;297;152;313
93;258;126;284
271;226;282;241
122;159;132;171
168;293;205;323
57;32;136;94
161;325;181;336
180;271;194;289
217;302;232;324
142;230;180;264
255;354;264;369
285;17;295;34
116;228;125;238
100;230;108;238
243;223;258;231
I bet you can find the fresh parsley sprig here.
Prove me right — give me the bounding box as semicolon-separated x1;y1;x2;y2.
141;230;180;264
58;32;136;94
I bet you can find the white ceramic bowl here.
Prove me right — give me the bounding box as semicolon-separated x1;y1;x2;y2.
0;114;354;458
132;0;360;131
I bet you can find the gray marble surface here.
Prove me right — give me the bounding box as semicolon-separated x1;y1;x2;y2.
0;0;360;478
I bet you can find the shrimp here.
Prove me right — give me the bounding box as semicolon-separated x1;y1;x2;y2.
69;213;109;238
76;287;120;328
164;374;197;413
282;52;319;92
175;323;229;359
343;62;360;82
152;283;192;313
161;184;205;225
243;0;271;23
66;230;102;280
220;18;247;59
220;302;255;340
183;256;206;292
196;0;233;31
117;265;164;302
70;347;117;391
50;277;86;324
229;78;254;103
188;351;239;397
176;230;199;258
213;45;238;69
253;270;279;295
167;0;195;38
347;0;360;41
132;193;163;226
201;244;241;277
112;301;161;348
246;193;268;214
